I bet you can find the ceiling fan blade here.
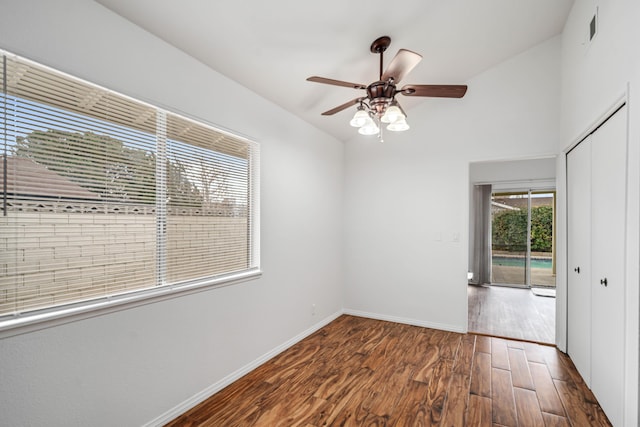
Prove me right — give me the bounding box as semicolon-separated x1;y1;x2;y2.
381;49;422;83
307;76;367;90
400;84;468;98
321;97;365;116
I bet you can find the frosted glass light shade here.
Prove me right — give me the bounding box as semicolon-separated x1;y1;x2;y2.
350;109;369;127
358;118;379;135
387;118;410;131
381;105;404;123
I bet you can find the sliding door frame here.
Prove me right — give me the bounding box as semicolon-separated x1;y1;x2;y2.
490;187;556;289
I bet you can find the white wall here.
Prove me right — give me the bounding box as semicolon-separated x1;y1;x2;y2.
343;36;561;331
3;1;636;426
558;1;640;425
0;1;344;426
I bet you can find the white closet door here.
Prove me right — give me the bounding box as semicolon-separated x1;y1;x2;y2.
590;105;627;427
566;137;592;386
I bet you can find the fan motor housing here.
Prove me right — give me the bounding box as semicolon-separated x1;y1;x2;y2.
367;80;396;114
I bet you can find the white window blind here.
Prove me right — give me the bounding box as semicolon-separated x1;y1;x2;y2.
0;51;260;319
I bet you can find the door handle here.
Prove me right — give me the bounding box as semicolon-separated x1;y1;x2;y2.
574;267;580;273
600;278;608;287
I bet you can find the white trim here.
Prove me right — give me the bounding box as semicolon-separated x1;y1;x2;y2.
142;310;344;427
143;309;466;426
468;153;558;164
0;49;263;339
343;309;466;333
562;89;634;425
563;92;628;154
476;179;556;191
559;90;629;354
0;269;262;339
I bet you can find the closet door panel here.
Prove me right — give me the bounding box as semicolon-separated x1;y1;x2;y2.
566;138;592;386
590;106;626;427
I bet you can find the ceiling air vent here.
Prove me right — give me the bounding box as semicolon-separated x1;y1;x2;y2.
589;8;598;42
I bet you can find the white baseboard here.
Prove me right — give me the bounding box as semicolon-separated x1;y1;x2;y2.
143;310;344;427
144;309;464;426
343;308;466;334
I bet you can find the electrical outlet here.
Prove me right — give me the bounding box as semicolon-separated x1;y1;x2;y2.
312;304;316;316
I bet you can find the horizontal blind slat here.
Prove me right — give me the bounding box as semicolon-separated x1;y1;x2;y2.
1;51;258;317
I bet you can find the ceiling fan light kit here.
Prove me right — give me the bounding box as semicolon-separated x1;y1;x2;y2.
358;118;380;136
307;36;467;141
380;105;404;124
349;107;369;127
387;118;410;132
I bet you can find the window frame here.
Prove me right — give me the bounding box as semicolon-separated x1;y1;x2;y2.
0;51;261;338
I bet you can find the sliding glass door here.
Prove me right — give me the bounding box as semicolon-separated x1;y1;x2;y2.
530;192;555;287
491;192;528;286
491;191;555;288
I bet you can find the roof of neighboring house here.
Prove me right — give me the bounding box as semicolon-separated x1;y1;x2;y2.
0;156;97;199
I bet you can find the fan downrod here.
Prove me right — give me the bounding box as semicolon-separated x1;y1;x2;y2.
370;36;391;80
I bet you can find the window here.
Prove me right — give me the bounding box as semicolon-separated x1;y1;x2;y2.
0;51;260;327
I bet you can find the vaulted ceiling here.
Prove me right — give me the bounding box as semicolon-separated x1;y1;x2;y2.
96;0;574;142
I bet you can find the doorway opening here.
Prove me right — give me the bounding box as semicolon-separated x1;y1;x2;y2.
467;156;557;344
491;190;556;289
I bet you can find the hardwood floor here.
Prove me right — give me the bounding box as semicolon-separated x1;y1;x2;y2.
166;315;610;426
468;284;555;344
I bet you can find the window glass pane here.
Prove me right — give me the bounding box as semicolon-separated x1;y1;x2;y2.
491;192;528;286
0;52;259;319
1;55;158;315
165;136;249;283
530;192;555;287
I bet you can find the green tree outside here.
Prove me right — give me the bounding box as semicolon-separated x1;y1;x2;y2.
15;129;203;207
530;205;553;252
492;206;553;253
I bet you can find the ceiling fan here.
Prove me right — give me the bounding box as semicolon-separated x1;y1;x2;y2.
307;36;467;138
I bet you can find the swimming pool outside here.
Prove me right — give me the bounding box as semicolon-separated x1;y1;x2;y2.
491;253;556;286
492;255;552;269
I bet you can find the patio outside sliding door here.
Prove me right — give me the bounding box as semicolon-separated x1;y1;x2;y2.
491;191;555;288
491;192;528;286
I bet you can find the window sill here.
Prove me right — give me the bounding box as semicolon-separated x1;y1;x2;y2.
0;268;262;339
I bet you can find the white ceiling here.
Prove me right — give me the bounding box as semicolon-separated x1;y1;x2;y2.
96;0;574;142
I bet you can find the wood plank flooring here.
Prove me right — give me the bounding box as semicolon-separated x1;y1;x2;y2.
165;315;611;426
468;285;555;344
